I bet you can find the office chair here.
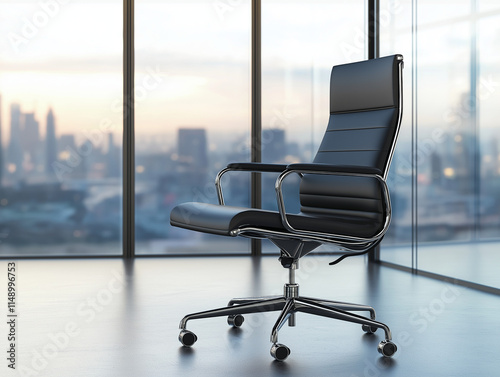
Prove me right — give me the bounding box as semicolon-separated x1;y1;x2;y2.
171;54;403;361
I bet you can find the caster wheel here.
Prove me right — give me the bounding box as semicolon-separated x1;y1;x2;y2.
179;330;197;347
270;343;291;361
378;340;397;357
227;314;244;328
362;324;378;334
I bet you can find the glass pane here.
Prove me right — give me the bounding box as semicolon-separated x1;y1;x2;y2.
0;1;122;256
415;1;476;280
417;17;473;244
380;0;500;289
478;15;500;240
479;0;500;12
379;0;413;267
261;0;366;254
135;1;251;255
418;0;470;24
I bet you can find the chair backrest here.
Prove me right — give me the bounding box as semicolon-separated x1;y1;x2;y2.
299;55;403;236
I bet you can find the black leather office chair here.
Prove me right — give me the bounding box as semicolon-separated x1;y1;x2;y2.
171;54;404;361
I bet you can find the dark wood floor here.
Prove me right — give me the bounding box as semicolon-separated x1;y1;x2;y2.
2;255;499;376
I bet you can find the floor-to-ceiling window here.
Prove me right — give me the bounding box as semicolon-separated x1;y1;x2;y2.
0;0;123;256
381;0;500;289
260;0;366;253
2;0;499;293
134;1;251;255
379;0;414;267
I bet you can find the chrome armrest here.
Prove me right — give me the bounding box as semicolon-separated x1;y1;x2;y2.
274;164;392;245
215;162;287;205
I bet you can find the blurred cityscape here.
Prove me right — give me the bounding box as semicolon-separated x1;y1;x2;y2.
0;96;309;252
1;93;500;254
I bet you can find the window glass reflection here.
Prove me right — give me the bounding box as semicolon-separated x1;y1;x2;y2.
135;1;251;255
0;1;122;256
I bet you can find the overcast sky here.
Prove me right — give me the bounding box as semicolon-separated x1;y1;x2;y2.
0;1;499;149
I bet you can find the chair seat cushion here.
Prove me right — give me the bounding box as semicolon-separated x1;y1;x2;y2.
170;202;383;239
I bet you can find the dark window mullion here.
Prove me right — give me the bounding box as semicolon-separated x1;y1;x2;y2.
368;0;380;60
123;0;135;258
251;0;262;256
368;0;380;262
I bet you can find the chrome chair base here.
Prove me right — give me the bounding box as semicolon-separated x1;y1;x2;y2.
178;267;397;361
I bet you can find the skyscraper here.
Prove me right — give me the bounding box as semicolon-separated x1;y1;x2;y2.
177;128;208;189
57;134;87;179
177;128;208;171
430;151;442;186
22;112;40;153
491;137;499;177
0;95;3;186
7;103;23;179
45;108;57;175
262;128;286;163
106;132;120;178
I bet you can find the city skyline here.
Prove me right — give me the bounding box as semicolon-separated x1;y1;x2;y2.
0;94;499;250
0;1;369;139
0;1;499;254
1;1;499;145
1;95;500;183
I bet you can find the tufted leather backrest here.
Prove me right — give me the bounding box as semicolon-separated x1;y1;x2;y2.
299;55;403;237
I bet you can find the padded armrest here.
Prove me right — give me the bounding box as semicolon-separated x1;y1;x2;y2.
227;162;288;173
285;163;383;177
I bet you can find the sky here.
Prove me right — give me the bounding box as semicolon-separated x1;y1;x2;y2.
0;1;366;147
0;1;499;150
